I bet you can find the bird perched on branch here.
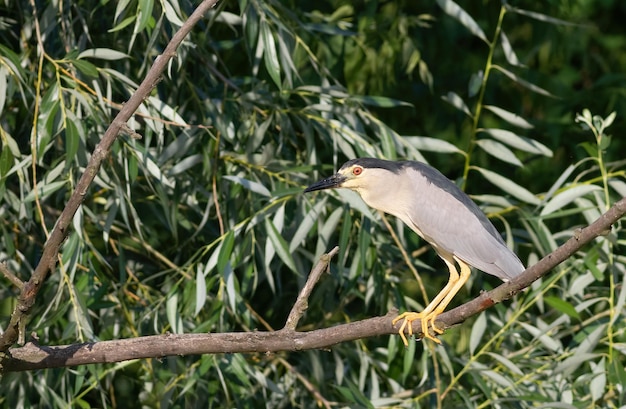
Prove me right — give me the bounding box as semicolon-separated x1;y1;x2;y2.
305;158;525;345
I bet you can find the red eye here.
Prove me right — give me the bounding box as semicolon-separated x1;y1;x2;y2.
353;166;363;176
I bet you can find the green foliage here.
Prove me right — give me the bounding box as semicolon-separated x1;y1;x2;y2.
1;0;625;408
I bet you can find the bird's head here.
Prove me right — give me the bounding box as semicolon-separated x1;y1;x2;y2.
304;158;403;199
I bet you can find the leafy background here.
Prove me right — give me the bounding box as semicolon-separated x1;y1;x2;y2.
1;0;625;407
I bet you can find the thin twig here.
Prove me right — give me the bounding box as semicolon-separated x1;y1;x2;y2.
277;357;333;409
379;213;430;305
28;0;49;242
283;246;340;331
0;263;24;290
211;131;225;236
244;303;332;408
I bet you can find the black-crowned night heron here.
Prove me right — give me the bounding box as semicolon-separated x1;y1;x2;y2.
305;158;525;345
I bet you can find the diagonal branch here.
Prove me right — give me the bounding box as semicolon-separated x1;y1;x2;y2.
283;246;339;330
0;0;221;352
0;263;24;290
2;196;624;372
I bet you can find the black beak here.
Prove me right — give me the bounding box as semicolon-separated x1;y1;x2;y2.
304;173;346;193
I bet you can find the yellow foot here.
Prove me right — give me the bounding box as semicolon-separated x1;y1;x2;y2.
392;311;444;346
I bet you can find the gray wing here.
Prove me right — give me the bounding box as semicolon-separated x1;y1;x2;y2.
404;165;524;281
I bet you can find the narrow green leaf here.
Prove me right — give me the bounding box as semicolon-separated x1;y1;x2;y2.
482;370;515;388
0;66;6;116
336;189;376;221
265;219;297;273
217;231;235;274
379;122;397;160
554;353;601;377
590;359;607;403
609;179;626;197
264;236;277;294
337;208;352;267
500;32;524;67
583;246;604;281
168;154;202;176
469;312;487;355
317;207;344;262
541;185;602;216
598;134;611;150
405;136;463;154
612;277;626;327
148;96;188;125
71;60;99;78
245;4;259;48
296;85;349;97
493;65;555;97
518;322;562;352
441;91;472;117
578;324;606;354
64;118;80;160
480;128;552;156
402;338;417;382
77;48;129;61
163;1;185;26
541;164;577;205
0;225;16;253
23;181;67;203
136;0;154;33
476;139;523;167
303;23;357;36
134;150;175;188
544;296;580;320
108;16;135;33
0;143;13;178
276;30;294;88
223;261;237;312
128;153;138;182
602;111;616;130
473;166;539;204
507;4;580;27
0;44;27;87
289;199;326;253
436;0;488;43
261;22;281;88
483;105;534;129
578;141;598;158
418;59;434;92
166;293;182;334
113;0;132;21
485;352;524;376
102;200;118;243
210;12;242;27
358;217;371;273
223;175;271;197
468;70;483;98
195;267;207;316
2;133;20;157
351;95;413;108
160;132;195;164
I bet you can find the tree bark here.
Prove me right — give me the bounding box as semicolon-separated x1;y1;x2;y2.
2;196;624;373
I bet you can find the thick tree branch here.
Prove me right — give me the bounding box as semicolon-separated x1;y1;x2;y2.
0;0;220;352
2;197;624;372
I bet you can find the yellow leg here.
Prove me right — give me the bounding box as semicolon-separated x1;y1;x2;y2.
392;256;471;346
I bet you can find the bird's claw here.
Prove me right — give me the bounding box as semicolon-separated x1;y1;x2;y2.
392;311;443;346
